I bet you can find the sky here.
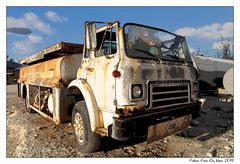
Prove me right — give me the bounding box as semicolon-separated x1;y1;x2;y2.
6;6;233;61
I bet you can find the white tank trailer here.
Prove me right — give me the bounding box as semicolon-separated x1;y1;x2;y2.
192;55;233;95
223;68;233;95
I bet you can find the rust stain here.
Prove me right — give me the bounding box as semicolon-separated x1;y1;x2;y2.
117;105;145;116
87;68;94;72
98;109;104;128
19;56;64;88
132;59;139;81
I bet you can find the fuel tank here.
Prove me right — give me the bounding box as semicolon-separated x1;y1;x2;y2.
223;67;233;95
18;53;82;88
192;55;233;91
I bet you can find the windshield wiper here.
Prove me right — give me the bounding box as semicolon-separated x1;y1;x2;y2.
164;53;187;63
132;48;162;61
166;54;179;60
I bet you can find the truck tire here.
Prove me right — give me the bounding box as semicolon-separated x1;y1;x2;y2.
72;101;101;153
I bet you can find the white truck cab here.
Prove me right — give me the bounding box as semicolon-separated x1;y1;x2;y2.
18;21;200;153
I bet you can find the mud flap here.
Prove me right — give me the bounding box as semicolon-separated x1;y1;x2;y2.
147;114;192;144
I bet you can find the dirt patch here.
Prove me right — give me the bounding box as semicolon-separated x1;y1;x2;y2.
7;85;234;158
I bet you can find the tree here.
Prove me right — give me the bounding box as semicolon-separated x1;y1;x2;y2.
220;36;232;60
7;55;15;62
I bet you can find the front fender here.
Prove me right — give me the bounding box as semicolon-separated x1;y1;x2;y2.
68;79;102;131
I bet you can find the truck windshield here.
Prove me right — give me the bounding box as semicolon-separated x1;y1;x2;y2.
124;23;191;62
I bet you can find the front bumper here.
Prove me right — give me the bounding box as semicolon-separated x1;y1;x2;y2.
110;103;200;141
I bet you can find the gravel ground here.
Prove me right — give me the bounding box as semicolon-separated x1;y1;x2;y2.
7;85;234;158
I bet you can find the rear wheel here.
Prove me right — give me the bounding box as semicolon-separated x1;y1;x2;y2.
72;101;101;153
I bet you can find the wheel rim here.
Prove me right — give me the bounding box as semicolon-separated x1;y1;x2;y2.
73;113;85;143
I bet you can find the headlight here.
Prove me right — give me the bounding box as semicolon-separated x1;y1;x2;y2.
132;85;143;99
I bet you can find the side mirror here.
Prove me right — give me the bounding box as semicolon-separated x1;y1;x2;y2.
85;22;97;49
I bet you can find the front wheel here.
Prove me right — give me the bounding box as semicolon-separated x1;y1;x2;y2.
72;101;101;153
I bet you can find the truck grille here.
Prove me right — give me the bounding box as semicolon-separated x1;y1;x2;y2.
149;81;190;109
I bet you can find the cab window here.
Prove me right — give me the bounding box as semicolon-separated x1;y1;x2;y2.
96;28;117;57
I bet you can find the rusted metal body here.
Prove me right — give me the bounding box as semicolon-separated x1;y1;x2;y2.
18;22;200;148
18;53;82;88
147;114;191;143
18;42;83;124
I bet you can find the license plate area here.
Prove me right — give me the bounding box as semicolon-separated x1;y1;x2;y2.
147;114;191;144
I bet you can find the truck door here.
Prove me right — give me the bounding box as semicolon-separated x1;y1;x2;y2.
86;24;119;111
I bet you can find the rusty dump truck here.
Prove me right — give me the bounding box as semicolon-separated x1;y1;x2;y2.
18;21;200;153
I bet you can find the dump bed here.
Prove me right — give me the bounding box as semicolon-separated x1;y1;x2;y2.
20;42;83;65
